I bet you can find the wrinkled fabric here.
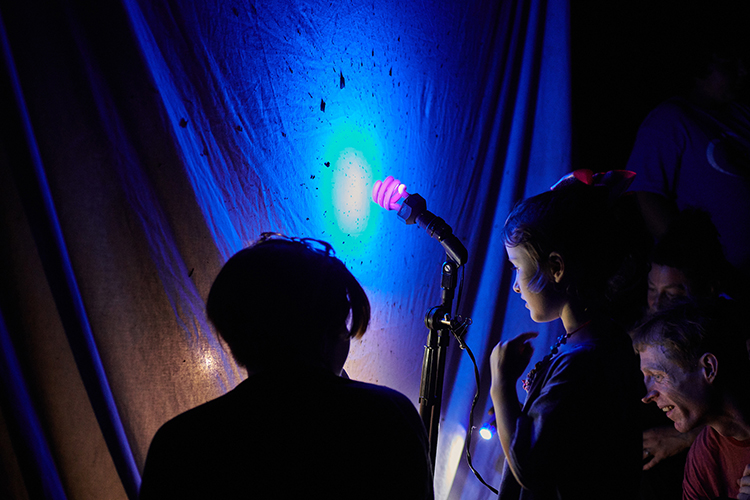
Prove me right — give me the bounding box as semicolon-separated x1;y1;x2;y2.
0;0;570;498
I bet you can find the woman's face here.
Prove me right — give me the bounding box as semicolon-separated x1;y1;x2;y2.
506;244;565;323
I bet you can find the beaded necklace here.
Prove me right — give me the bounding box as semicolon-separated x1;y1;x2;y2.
522;320;592;392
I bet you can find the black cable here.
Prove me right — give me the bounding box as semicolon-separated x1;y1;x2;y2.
448;311;498;495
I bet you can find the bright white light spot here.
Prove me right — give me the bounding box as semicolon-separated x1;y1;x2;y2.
479;427;493;440
331;148;372;236
434;427;468;498
202;352;215;371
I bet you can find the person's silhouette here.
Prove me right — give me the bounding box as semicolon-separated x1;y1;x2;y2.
139;234;434;499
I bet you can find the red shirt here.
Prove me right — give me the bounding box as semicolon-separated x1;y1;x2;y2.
683;426;750;500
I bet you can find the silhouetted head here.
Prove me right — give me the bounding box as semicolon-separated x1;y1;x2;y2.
206;234;370;373
680;21;749;103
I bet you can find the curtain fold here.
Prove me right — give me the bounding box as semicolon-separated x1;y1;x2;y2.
0;8;139;497
0;0;570;498
0;308;66;500
439;1;572;498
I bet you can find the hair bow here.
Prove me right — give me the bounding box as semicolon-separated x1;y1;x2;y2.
550;169;636;199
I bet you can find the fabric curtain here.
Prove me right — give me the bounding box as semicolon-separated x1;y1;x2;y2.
0;0;570;498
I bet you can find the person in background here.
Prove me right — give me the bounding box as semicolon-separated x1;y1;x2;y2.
139;234;434;500
626;29;750;304
646;207;732;315
639;207;734;499
633;298;750;500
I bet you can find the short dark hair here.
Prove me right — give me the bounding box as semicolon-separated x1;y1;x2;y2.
632;298;749;377
650;207;729;298
206;236;370;369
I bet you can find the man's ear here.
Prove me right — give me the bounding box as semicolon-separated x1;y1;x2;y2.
700;353;719;384
548;252;565;284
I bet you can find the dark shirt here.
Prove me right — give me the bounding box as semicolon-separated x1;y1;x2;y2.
498;328;642;499
139;367;434;499
626;97;750;281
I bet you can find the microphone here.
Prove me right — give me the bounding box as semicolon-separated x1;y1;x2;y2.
372;176;468;266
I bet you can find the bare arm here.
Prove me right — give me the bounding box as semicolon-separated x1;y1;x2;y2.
489;332;537;487
642;424;701;470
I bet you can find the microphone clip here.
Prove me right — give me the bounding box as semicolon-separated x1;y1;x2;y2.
397;194;468;266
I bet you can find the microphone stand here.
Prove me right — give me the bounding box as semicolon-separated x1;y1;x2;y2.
420;260;458;467
397;194;468;469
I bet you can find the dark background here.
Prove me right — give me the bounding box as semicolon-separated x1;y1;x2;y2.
570;1;750;172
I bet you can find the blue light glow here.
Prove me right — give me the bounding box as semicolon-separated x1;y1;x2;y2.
331;147;373;234
318;120;386;252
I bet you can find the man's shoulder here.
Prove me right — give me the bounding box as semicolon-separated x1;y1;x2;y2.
337;377;415;404
691;425;750;455
634;97;697;132
152;369;423;443
692;425;719;451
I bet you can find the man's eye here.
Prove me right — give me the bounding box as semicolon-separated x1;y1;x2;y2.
645;372;663;384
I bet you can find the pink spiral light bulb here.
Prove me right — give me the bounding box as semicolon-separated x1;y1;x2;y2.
372;175;409;211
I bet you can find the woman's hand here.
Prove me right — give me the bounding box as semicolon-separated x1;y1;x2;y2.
488;331;538;487
490;331;538;386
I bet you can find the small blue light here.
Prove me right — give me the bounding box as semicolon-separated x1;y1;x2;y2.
479;426;493;440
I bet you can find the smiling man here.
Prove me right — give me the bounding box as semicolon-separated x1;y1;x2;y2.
632;299;750;500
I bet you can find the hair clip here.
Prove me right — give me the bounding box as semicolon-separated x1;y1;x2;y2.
255;232;335;257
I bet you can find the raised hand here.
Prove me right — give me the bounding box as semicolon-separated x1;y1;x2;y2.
490;331;538;384
738;464;750;500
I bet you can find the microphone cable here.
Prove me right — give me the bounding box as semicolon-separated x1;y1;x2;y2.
449;269;498;495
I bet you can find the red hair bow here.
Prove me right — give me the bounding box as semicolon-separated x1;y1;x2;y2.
550;169;636;199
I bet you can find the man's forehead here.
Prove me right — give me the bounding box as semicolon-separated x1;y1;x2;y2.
639;344;672;370
649;264;689;284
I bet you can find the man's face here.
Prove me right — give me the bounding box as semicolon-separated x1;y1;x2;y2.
640;344;712;433
647;264;690;314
